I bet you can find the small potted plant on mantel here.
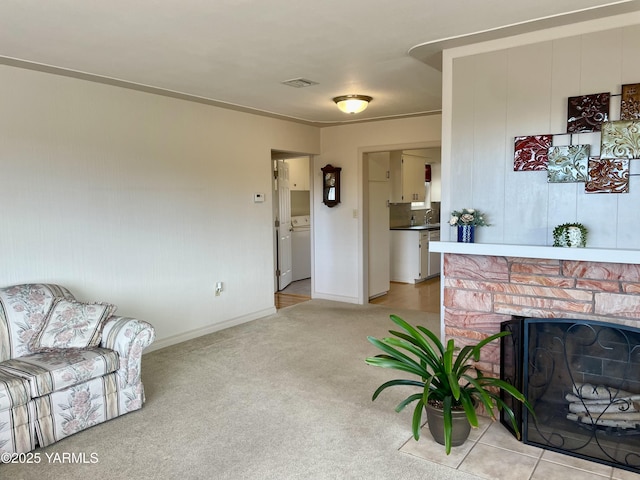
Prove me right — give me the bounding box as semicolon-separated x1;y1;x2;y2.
553;222;588;248
365;315;534;454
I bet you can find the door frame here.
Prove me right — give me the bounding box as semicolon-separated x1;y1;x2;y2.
271;150;314;295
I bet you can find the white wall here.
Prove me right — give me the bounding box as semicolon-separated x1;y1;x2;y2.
442;12;640;248
315;115;442;304
0;65;320;350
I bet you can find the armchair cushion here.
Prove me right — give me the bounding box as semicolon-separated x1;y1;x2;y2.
0;370;31;411
29;298;115;351
0;284;75;361
0;348;119;398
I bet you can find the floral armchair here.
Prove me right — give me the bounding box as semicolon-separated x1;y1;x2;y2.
0;283;155;456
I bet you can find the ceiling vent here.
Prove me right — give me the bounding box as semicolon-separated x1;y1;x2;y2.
281;78;319;88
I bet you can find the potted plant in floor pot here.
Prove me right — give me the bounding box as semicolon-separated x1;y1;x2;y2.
365;315;534;454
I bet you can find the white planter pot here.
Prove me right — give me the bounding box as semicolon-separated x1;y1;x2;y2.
556;226;586;248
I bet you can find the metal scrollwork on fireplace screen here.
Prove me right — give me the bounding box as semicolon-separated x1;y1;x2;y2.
523;319;640;473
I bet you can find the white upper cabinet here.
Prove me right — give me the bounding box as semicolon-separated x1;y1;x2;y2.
429;162;441;202
367;151;390;182
286;157;310;191
390;151;425;203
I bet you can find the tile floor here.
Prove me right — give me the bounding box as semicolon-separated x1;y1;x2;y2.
400;417;640;480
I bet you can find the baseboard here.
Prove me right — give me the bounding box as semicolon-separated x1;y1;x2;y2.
143;306;277;353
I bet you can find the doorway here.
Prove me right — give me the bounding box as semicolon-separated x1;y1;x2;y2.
363;142;441;313
272;151;313;307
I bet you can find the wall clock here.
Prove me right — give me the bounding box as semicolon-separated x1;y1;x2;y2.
321;164;341;207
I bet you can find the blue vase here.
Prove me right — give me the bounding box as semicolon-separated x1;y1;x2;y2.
457;225;475;243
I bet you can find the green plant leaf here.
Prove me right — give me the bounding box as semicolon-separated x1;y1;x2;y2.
443;340;461;400
475;377;529;406
415;325;445;356
365;355;428;378
453;344;475;372
367;336;422;367
388;315;436;354
411;399;425;441
371;379;425;401
382;337;440;372
471;331;510;362
442;395;453;455
459;391;478;428
491;396;521;439
461;374;495;416
387;330;442;370
396;393;423;413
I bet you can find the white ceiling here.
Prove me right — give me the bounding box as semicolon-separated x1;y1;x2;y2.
1;0;639;125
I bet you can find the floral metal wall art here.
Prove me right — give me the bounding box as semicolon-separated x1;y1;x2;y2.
567;93;610;133
585;157;629;193
600;120;640;159
514;135;552;171
621;83;640;120
547;145;590;183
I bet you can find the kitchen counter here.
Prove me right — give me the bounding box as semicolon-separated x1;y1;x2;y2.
390;224;440;231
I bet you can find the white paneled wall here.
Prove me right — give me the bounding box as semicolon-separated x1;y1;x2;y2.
442;14;640;248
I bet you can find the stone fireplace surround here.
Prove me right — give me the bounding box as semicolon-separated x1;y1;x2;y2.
429;242;640;472
429;242;640;382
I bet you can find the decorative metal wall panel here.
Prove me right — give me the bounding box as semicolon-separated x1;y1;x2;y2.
514;135;552;171
621;83;640;120
547;145;589;183
600;120;640;159
585;157;629;193
567;93;610;133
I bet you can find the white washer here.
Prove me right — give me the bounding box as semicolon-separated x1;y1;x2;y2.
291;215;311;281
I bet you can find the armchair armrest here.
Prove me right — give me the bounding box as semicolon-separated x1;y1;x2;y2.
100;316;155;387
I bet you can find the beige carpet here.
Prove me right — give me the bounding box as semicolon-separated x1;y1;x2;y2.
2;300;480;480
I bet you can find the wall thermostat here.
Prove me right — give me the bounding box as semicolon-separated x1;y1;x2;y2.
254;193;265;203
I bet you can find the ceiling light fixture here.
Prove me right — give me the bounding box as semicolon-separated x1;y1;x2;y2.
333;95;372;114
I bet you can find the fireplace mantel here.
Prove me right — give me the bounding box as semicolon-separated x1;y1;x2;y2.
430;241;640;265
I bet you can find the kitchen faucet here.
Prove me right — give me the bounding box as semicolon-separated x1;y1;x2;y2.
424;209;434;225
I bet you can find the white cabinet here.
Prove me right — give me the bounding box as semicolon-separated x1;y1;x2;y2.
286;157;310;191
368;151;390;182
428;163;441;202
427;229;440;277
391;229;440;283
404;155;426;203
420;232;429;281
390;152;426;203
391;230;427;283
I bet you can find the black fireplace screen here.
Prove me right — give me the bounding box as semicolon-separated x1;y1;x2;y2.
501;317;640;474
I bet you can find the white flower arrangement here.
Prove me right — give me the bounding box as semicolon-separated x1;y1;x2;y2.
449;208;490;227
